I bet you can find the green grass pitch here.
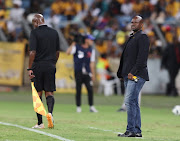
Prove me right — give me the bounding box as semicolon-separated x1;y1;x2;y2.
0;91;180;141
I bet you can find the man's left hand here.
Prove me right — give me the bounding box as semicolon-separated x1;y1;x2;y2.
128;73;134;80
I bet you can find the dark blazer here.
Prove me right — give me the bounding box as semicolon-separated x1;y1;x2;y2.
117;30;150;81
161;43;180;70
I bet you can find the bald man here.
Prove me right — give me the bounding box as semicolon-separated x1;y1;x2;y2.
28;14;60;129
117;16;150;137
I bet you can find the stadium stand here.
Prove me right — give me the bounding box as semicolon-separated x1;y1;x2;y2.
0;0;179;57
0;0;179;94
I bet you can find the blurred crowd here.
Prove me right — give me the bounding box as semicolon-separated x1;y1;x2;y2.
0;0;179;59
0;0;179;95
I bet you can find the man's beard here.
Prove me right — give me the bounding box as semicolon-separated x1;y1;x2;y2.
133;29;139;32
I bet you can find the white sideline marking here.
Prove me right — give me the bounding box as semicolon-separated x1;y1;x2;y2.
0;122;74;141
89;126;123;134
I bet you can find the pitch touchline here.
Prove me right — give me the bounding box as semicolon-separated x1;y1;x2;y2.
88;127;145;139
89;126;123;134
89;127;166;140
0;122;74;141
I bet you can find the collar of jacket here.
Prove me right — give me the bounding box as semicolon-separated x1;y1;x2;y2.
130;30;142;37
38;24;47;28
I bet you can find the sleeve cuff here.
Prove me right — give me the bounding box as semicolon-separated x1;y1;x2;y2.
27;68;32;71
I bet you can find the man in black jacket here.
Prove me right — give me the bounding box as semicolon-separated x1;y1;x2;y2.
117;16;150;137
28;14;60;129
161;37;180;96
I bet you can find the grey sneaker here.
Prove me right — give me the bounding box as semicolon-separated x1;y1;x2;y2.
76;107;82;113
90;106;98;113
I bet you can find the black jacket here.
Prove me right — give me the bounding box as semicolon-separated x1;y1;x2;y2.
161;43;180;70
117;30;150;81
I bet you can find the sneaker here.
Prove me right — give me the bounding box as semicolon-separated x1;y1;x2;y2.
46;113;54;129
76;107;82;113
90;106;98;113
32;123;44;129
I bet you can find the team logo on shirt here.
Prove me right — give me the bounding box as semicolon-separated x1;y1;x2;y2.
78;51;84;59
87;52;92;58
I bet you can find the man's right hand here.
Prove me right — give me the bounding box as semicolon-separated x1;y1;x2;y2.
28;70;35;80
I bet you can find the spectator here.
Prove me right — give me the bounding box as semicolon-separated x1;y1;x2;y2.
0;10;6;32
9;0;25;40
97;53;121;95
92;0;108;16
161;37;180;96
63;0;79;20
132;0;143;15
141;0;153;19
30;0;43;13
95;39;107;55
108;0;121;16
155;0;166;14
83;10;96;29
166;0;180;17
120;0;133;16
51;0;62;15
0;0;5;9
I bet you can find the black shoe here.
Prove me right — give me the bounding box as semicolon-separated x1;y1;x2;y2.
136;133;142;137
118;131;136;137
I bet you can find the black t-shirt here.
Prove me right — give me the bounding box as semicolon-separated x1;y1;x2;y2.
29;25;60;64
